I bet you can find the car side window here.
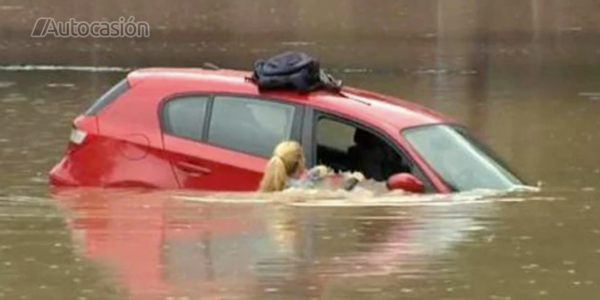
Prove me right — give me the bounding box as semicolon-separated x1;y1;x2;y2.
207;95;296;158
162;96;209;140
316;118;355;151
313;113;413;181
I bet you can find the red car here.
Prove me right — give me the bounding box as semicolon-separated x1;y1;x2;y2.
49;67;524;193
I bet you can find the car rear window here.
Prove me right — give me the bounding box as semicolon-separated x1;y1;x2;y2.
84;78;130;116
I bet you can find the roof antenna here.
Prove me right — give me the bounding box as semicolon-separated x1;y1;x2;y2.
203;63;220;70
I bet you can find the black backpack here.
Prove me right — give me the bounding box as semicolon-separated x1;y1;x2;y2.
249;51;342;93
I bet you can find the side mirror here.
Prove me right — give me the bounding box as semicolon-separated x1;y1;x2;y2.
386;173;425;193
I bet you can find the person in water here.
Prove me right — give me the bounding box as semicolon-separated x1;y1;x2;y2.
258;140;364;192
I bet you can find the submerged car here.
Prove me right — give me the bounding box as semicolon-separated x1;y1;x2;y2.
49;67;525;193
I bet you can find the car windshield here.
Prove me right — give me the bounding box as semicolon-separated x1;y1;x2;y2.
403;124;522;191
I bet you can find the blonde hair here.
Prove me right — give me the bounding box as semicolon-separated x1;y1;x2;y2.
258;141;305;192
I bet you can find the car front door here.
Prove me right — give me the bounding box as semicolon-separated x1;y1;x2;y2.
160;94;303;191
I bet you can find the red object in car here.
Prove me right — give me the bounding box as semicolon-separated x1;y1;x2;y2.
49;67;524;193
386;173;425;193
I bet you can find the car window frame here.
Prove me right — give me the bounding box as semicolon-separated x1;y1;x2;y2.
302;107;437;193
159;92;305;159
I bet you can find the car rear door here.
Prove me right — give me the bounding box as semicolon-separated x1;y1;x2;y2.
160;94;304;191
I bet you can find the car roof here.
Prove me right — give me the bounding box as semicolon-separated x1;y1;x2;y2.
127;67;454;130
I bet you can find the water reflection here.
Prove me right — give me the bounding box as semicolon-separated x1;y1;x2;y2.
47;188;500;300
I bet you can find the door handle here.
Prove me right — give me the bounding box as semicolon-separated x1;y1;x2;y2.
175;161;211;176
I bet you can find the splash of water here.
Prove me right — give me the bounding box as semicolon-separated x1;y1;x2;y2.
174;183;552;208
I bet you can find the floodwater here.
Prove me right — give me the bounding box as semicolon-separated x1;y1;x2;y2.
3;5;600;300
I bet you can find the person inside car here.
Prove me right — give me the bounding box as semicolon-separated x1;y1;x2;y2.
348;128;412;181
258;140;365;192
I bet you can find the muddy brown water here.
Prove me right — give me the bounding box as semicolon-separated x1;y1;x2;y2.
2;15;600;300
